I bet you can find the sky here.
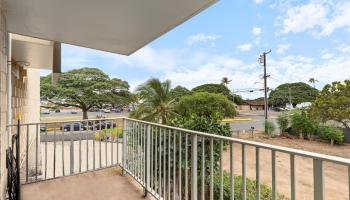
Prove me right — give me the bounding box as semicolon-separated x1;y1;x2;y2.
47;0;350;99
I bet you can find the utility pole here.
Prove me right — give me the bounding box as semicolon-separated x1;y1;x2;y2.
259;50;271;120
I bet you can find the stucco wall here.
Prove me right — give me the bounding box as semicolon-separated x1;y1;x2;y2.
0;4;41;197
0;3;8;199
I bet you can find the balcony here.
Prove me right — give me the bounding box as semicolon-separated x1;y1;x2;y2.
7;118;350;200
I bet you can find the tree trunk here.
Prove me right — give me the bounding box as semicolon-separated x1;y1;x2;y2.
83;109;88;119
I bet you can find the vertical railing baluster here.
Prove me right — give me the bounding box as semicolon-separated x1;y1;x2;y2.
62;124;65;176
230;142;235;200
163;128;166;198
116;120;118;165
53;125;56;178
220;140;224;200
348;166;350;200
145;124;151;196
191;133;198;200
150;126;154;191
111;121;114;166
173;131;176;200
26;124;29;182
122;119;127;172
86;121;89;171
99;120;102;169
210;138;214;200
70;123;74;175
105;120;108;167
313;159;324;200
178;132;182;200
256;147;260;200
242;144;246;200
168;129;171;200
44;125;48;179
272;150;276;200
35;124;38;181
185;133;188;200
159;127;162;197
290;154;295;200
201;136;205;200
93;121;96;170
79;122;82;173
154;126;158;194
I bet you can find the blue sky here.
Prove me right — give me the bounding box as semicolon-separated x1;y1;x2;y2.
51;0;350;99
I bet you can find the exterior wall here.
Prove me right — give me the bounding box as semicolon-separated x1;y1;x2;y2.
0;4;41;197
0;3;8;199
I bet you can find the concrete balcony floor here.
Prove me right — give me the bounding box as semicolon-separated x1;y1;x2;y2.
22;168;150;200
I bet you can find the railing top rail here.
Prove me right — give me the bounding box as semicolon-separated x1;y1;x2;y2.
7;116;350;166
124;117;350;166
6;117;124;126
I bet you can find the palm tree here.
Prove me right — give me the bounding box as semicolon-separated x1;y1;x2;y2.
308;78;318;88
130;78;176;124
221;77;232;86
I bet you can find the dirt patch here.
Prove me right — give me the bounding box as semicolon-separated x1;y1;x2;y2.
223;136;350;200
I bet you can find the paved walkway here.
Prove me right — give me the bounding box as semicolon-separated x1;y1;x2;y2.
22;168;150;200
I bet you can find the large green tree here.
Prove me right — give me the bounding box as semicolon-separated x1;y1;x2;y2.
130;78;176;124
169;85;192;101
311;80;350;129
41;67;131;119
175;92;237;119
192;83;231;99
269;82;318;107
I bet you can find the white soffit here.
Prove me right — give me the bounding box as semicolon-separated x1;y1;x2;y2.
12;34;53;69
6;0;217;55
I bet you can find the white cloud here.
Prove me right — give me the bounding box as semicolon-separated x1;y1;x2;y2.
280;1;350;37
254;0;264;4
185;33;221;46
276;43;290;54
281;2;328;34
321;53;334;60
237;43;253;52
60;42;350;99
252;27;262;36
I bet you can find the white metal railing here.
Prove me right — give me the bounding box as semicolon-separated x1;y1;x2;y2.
8;117;350;200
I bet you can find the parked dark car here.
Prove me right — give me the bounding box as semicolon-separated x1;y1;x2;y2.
61;123;87;131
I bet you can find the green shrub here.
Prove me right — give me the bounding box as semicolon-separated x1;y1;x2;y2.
318;125;344;145
212;172;288;200
264;120;276;136
175;92;237;119
95;127;123;140
276;114;289;134
290;110;318;139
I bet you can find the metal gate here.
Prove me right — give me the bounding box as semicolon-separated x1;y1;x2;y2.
6;121;21;200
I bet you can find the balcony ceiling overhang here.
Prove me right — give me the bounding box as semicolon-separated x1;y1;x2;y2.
12;34;53;70
5;0;217;56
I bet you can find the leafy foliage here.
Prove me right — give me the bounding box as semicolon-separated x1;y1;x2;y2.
41;67;131;119
213;172;288;200
310;80;350;129
233;94;246;105
169;85;192;101
289;110;318;139
276;114;289;134
264;120;276;136
130;78;176;124
192;83;232;99
318;125;344;145
175;92;237;119
269;82;318;107
169;114;231;182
